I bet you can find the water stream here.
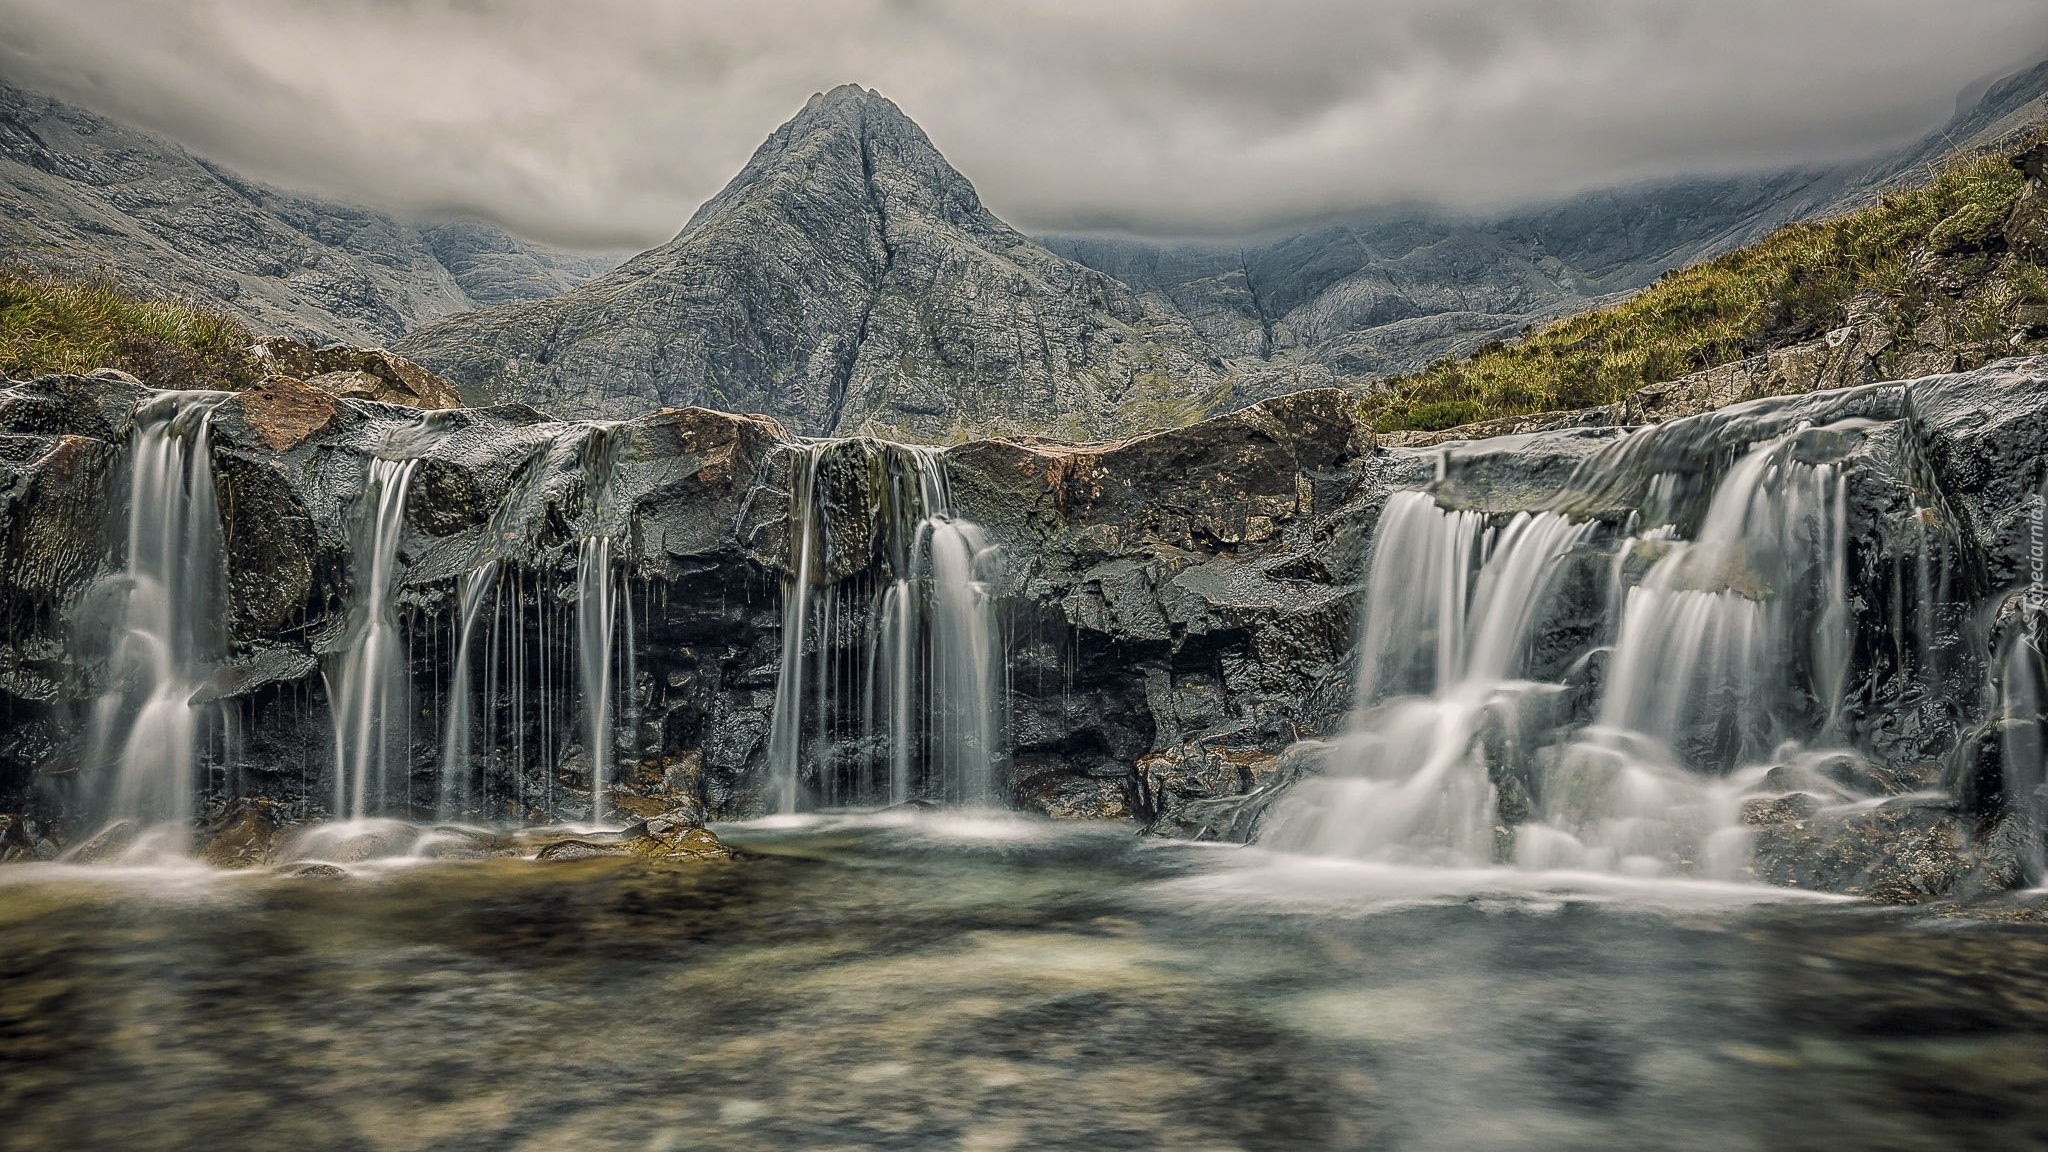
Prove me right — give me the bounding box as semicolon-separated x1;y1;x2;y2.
768;440;1002;812
328;456;422;820
83;391;230;849
1264;417;1877;880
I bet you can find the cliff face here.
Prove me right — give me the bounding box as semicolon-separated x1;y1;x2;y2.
394;86;1238;439
4;357;2048;896
0;81;616;345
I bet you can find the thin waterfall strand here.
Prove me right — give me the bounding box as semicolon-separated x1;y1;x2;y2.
89;391;230;843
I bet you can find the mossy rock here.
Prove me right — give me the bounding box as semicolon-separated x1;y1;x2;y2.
1929;201;2007;255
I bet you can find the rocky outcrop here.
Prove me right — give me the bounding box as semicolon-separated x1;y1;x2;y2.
249;339;463;409
0;81;611;345
396;86;1246;440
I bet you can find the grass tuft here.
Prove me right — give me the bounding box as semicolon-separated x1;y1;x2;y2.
1366;130;2046;432
0;266;259;390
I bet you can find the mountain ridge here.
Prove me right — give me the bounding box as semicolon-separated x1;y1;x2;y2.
0;78;619;346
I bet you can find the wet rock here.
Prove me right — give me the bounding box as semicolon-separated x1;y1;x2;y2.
628;823;735;863
0;812;40;863
1013;759;1133;821
1747;798;1976;903
1133;742;1283;832
274;862;346;879
65;820;140;864
535;839;633;862
199;805;280;869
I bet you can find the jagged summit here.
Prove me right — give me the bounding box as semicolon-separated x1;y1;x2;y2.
672;83;1007;259
396;87;1231;437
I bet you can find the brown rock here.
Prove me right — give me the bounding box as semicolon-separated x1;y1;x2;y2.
251;337;462;409
231;375;336;452
535;838;633;862
629;825;734;863
200;806;279;869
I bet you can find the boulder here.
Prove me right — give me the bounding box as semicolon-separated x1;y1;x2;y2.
251;337;462;409
199;804;280;869
535;839;633;862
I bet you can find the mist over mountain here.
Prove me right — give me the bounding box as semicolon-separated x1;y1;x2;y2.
0;56;2043;438
0;80;619;346
1048;58;2048;385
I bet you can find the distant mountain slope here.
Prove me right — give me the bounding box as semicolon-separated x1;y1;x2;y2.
1046;57;2048;386
0;81;616;345
396;86;1244;438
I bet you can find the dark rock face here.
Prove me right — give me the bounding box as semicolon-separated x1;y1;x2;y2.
0;81;612;345
396;86;1239;440
4;358;2048;901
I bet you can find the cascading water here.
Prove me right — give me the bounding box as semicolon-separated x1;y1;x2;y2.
768;440;1002;812
1266;416;1869;880
766;446;825;815
1260;492;1593;864
577;535;619;823
85;391;230;845
329;457;421;819
1524;428;1855;876
1999;634;2046;885
437;560;498;820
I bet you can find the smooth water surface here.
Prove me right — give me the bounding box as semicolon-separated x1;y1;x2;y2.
2;817;2046;1151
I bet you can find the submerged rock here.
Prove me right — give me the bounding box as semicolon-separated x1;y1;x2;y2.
1747;797;1976;904
534;839;634;862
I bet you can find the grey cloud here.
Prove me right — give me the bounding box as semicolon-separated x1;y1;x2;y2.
0;0;2042;248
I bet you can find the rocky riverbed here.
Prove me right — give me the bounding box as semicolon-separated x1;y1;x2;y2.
2;815;2046;1152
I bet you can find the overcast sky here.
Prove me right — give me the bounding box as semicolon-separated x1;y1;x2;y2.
2;0;2044;249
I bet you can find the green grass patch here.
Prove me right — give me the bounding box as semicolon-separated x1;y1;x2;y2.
1366;132;2043;432
0;267;258;390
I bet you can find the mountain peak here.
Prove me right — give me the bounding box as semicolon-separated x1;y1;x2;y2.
674;82;994;246
397;84;1226;439
803;83;894;114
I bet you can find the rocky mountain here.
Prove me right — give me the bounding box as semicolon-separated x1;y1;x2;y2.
1048;57;2048;383
395;86;1261;439
0;80;618;346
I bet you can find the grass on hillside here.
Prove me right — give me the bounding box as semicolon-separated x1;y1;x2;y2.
1365;131;2048;432
0;267;258;390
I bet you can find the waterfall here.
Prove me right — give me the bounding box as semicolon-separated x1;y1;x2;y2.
2001;625;2048;887
437;560;498;820
767;445;827;813
1524;428;1854;877
768;440;1002;812
86;391;230;844
577;536;620;823
1260;492;1592;864
1268;417;1865;879
878;448;998;807
329;457;421;819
